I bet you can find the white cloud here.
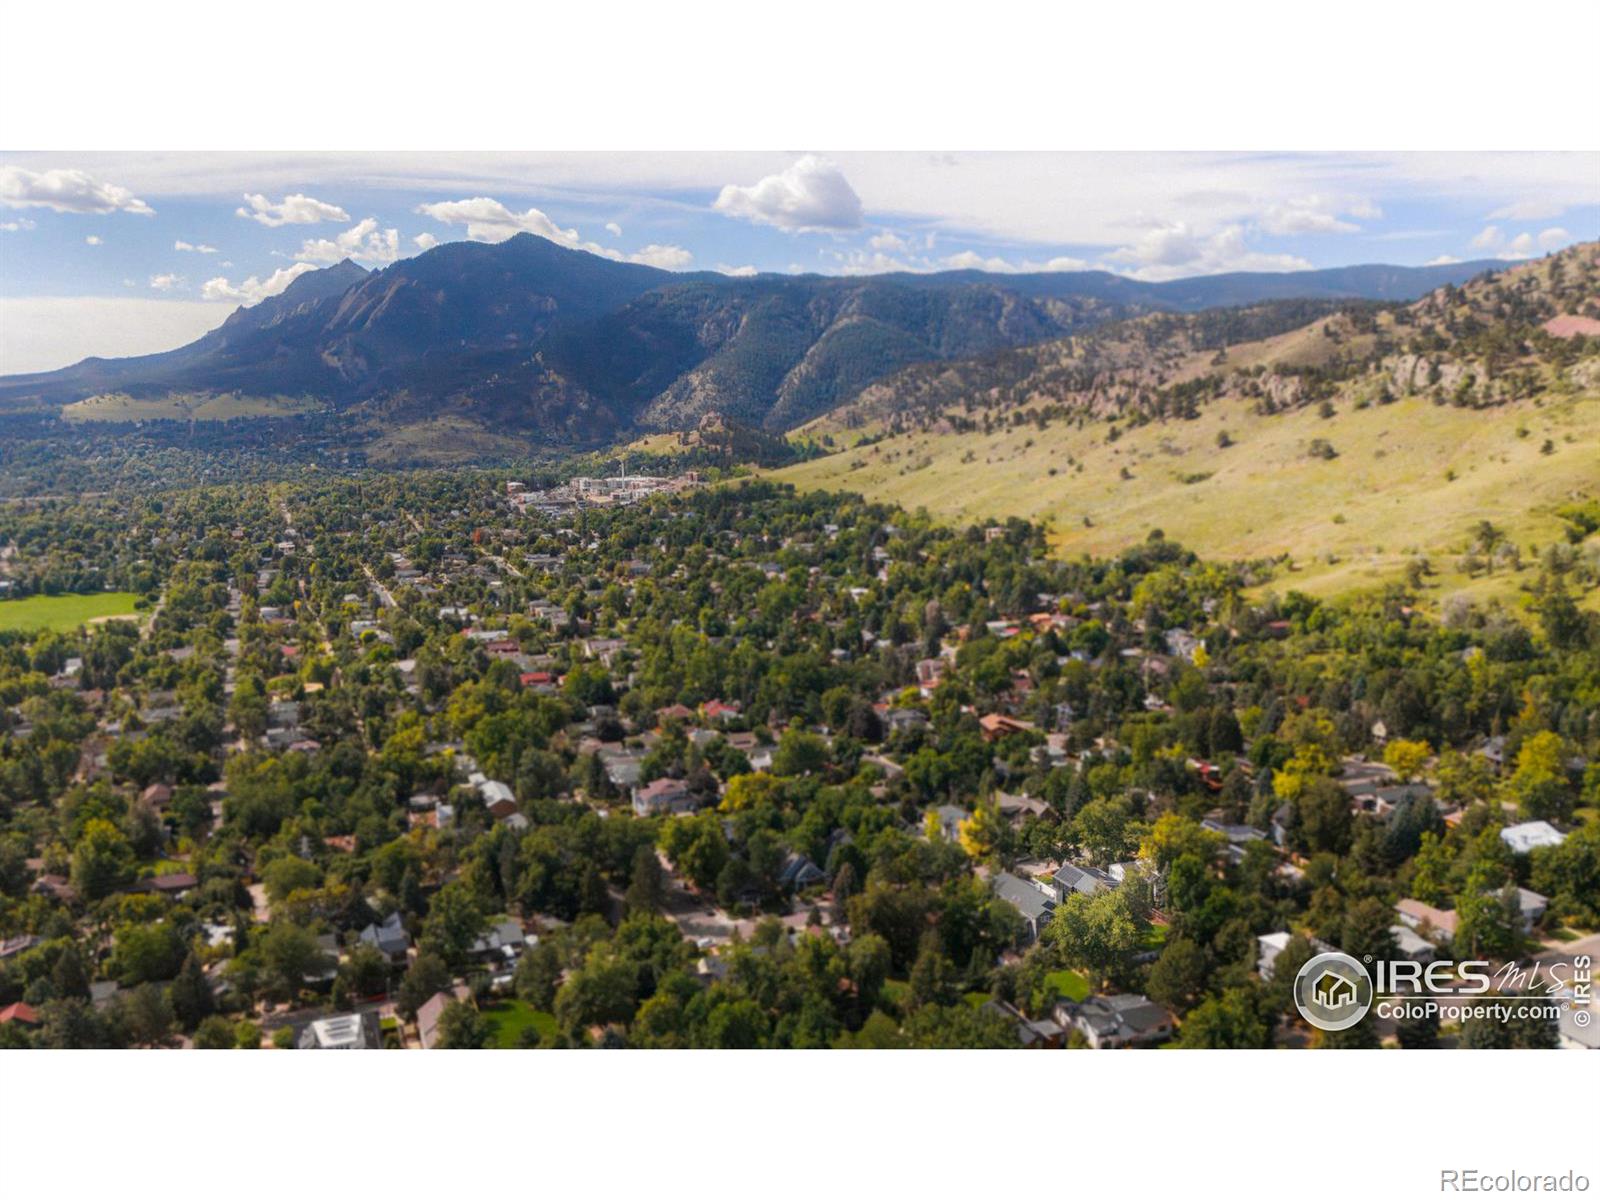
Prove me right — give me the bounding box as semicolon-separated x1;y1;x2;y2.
174;239;218;253
714;155;863;232
412;232;439;251
201;262;319;304
870;231;913;254
416;197;690;268
1488;198;1566;222
1469;224;1548;260
84;235;102;246
605;221;622;237
416;197;583;244
939;250;1006;271
1425;254;1461;266
628;243;693;270
1259;194;1379;235
294;217;400;265
236;192;349;227
716;263;759;277
1537;226;1572;249
835;246;1094;277
1104;221;1311;280
0;166;154;215
1500;233;1537;259
0;218;36;232
148;273;182;291
25;150;1599;253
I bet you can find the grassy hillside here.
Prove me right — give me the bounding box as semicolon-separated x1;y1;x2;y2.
362;415;533;466
774;245;1600;607
61;391;320;423
773;389;1600;606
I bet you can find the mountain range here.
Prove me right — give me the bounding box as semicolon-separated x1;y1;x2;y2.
0;232;1508;448
774;241;1599;605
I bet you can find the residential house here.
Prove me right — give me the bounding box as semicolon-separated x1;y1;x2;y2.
138;872;199;899
633;776;697;818
702;699;741;724
994;791;1049;825
1500;821;1566;855
357;911;411;963
1163;628;1203;663
978;713;1034;742
1054;994;1174;1049
417;985;474;1050
298;1012;381;1050
1390;924;1437;963
930;804;967;843
1201;817;1268;863
1395;898;1459;942
471;918;531;967
992;871;1056;943
1050;863;1117;902
777;853;826;893
1256;931;1335;980
983;997;1063;1048
0;1001;41;1029
1512;887;1549;932
476;779;518;820
0;934;41;961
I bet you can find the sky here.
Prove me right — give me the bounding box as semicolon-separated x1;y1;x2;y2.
1;151;1596;374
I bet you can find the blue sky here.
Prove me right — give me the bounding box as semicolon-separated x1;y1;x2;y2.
2;151;1596;374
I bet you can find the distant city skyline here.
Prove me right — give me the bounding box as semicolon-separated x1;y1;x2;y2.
2;150;1597;374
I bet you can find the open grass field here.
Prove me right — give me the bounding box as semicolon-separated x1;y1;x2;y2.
481;999;558;1048
0;590;144;632
60;391;320;423
774;391;1600;608
1043;968;1090;1003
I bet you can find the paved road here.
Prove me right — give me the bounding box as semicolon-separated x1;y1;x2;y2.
362;563;397;610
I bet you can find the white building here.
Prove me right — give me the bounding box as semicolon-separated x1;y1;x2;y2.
1500;821;1567;855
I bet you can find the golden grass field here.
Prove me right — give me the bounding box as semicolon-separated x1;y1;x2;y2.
61;392;321;422
774;391;1600;607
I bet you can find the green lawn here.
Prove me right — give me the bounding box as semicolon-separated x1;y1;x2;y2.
1044;968;1090;1003
481;999;558;1048
0;591;145;633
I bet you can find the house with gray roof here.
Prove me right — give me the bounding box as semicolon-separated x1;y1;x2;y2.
992;871;1056;942
1050;863;1117;903
357;911;411;962
1053;993;1174;1049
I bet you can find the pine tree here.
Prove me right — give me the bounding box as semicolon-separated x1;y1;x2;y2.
51;943;91;1001
169;951;214;1030
624;844;664;915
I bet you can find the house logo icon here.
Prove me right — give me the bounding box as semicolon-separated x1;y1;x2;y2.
1312;970;1358;1011
1293;951;1374;1032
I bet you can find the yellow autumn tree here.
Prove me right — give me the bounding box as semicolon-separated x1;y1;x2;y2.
719;770;783;813
958;800;1002;859
1383;738;1432;783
